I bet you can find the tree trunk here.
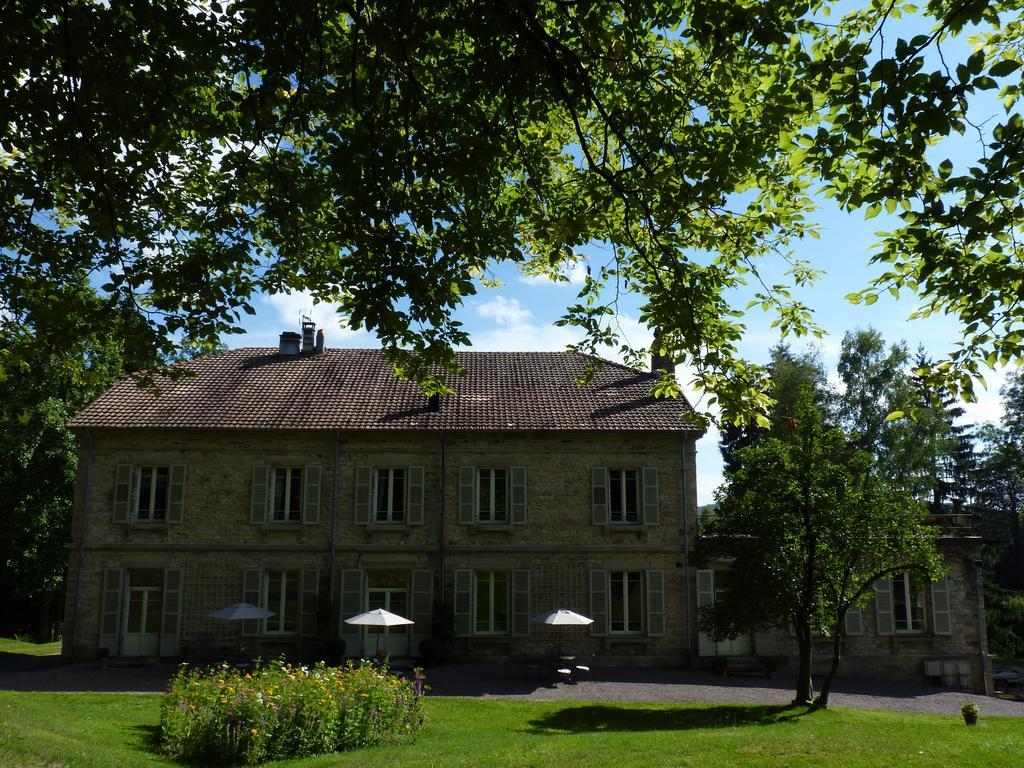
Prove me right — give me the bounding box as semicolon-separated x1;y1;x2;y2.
814;627;843;709
794;623;814;705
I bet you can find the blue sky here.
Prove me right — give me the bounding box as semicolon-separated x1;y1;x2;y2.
230;189;1015;505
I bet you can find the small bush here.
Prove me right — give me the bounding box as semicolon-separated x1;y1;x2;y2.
160;660;425;765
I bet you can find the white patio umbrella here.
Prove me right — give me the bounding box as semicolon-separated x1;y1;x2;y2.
208;602;276;661
208;602;276;620
344;608;415;656
530;609;593;626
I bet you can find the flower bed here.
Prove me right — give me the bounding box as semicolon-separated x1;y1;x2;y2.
160;661;425;765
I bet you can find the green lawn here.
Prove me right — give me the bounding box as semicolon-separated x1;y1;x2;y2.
0;636;62;656
0;691;1021;768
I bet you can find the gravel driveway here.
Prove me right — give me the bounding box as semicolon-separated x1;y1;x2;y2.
4;655;1023;717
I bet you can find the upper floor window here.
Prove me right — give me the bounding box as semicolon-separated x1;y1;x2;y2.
135;466;169;521
271;467;303;523
375;468;406;523
608;469;640;524
477;468;508;523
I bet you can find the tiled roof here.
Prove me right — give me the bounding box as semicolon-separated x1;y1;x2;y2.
68;348;702;432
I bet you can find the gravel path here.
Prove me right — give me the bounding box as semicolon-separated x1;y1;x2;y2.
4;656;1024;717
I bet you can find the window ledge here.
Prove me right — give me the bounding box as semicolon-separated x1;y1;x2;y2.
472;523;514;531
368;523;410;531
262;523;304;531
603;524;645;534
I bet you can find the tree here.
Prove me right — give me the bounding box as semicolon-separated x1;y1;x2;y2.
3;2;1023;422
697;392;943;708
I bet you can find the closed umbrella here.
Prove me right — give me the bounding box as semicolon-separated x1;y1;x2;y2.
344;609;415;656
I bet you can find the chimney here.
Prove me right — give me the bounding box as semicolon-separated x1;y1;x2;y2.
651;335;675;374
315;329;325;354
301;316;316;353
278;331;301;355
428;393;441;412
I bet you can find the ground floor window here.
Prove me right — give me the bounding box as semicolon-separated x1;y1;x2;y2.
609;570;643;634
474;570;509;634
264;569;300;633
892;572;925;633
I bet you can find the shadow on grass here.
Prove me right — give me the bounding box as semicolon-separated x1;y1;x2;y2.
128;724;163;754
528;704;808;734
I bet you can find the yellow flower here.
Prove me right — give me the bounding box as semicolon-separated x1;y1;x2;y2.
250;728;258;735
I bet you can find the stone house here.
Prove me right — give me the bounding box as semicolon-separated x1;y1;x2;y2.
61;327;991;692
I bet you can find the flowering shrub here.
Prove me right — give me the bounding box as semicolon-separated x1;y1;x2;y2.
160;661;425;765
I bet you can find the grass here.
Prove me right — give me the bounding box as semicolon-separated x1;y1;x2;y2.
0;691;1022;767
0;636;62;656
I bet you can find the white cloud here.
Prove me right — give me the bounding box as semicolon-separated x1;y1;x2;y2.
265;290;372;346
960;365;1011;425
475;296;534;327
519;262;588;286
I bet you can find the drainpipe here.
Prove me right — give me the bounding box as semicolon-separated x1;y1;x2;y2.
971;556;992;695
440;432;448;579
681;436;693;665
69;431;94;659
329;433;342;620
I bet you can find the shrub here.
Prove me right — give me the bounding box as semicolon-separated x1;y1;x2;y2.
160;660;425;765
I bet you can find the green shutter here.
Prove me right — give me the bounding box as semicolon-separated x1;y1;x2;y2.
647;570;665;636
591;467;608;525
99;568;124;654
454;570;473;636
251;466;269;524
354;467;371;525
642;467;659;526
340;569;365;655
303;465;321;525
845;605;864;636
410;569;433;655
512;570;530;636
459;466;475;524
159;568;184;656
875;579;894;636
696;569;716;656
167;465;186;524
932;577;952;635
113;465;132;523
407;465;425;525
589;570;608;636
510;467;527;524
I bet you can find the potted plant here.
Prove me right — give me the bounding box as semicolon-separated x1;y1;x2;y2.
96;647;111;670
961;700;979;725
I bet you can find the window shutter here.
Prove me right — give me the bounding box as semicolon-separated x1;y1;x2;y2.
589;570;608;636
302;465;321;525
874;579;895;636
167;465;186;524
510;467;527;524
241;569;260;637
340;569;365;655
354;467;371;525
647;570;666;636
696;569;716;656
300;569;320;637
591;467;608;525
113;464;132;523
131;467;142;520
642;467;660;526
454;570;473;636
512;570;530;636
459;466;475;524
99;568;124;654
844;605;864;636
250;466;269;524
932;577;952;635
159;568;184;656
407;466;425;525
410;569;433;656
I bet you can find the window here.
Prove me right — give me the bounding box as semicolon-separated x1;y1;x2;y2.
135;466;169;521
892;572;925;633
264;569;300;634
474;571;509;634
609;469;640;524
609;571;643;634
477;468;508;523
374;468;406;523
271;467;303;523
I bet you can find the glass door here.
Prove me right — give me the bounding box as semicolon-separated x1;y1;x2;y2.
122;570;162;656
365;570;410;657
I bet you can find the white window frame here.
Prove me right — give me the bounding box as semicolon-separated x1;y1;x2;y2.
892;572;925;634
609;570;644;634
263;569;300;634
373;467;406;523
134;465;169;522
270;467;303;523
474;570;510;635
476;468;509;523
608;468;641;525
